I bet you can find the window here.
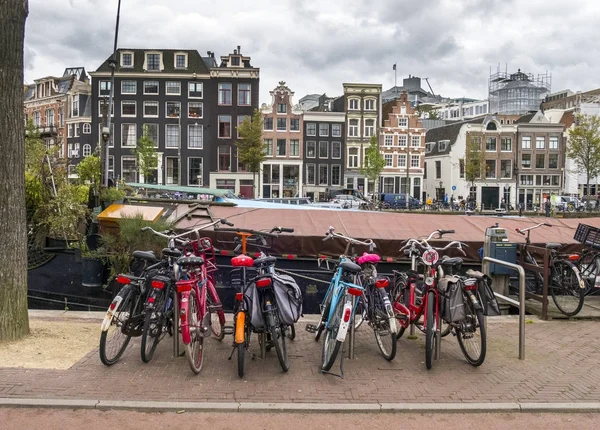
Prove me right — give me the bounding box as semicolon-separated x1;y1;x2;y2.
411;135;420;148
290;139;299;156
175;54;187;68
331;165;341;186
144;123;159;147
72;95;79;117
33;111;41;127
521;154;531;169
238;83;251;106
306;123;316;136
188;124;203;149
552;175;560;186
471;136;481;149
332;124;342;137
501;137;512;151
276;139;286;156
74;124;80;137
349;99;359;110
306;141;316;158
166;81;180;95
348;148;359;167
237;115;250;137
306;164;315;185
486;137;497;151
277;118;287;131
398;118;408;128
121;52;133;67
501;160;512;178
218;83;232;105
485;160;496;178
165;124;179;148
277;103;287;114
98;100;114;117
348;119;359;137
121;124;136;147
365;99;375;110
100;81;111;96
188;102;202;118
384;135;393;146
319;123;329;137
364;119;375;137
264;117;273;131
166;101;180;117
435;160;441;179
520;175;533;185
549;153;558;169
218;115;232;138
549;136;559;150
289;118;300;132
188;82;203;98
263;139;273;156
122;101;136;116
67;124;73;138
536;137;545;149
58;107;64;126
459;159;465;178
398;135;407;147
536;154;545;169
231;56;240;66
383;177;394;193
82;144;91;157
411;155;420;168
314;164;327;186
398;154;407;168
144;81;159;95
330;141;341;159
83;123;91;134
121;80;136;94
319;141;328;158
384;154;393;167
165;157;178;184
188;157;203;186
122;157;137;182
146;53;160;71
218;145;231;171
522;136;531;149
144;101;158;117
45;109;55;126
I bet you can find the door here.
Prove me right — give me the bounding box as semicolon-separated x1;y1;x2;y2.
239;180;254;198
481;186;499;210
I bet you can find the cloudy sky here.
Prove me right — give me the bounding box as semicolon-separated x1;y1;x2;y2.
24;0;600;104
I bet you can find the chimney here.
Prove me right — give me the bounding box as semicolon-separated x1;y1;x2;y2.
237;45;241;54
234;49;238;55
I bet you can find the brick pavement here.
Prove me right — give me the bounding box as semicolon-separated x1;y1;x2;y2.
1;316;600;404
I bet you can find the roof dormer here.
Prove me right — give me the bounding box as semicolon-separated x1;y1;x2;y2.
120;50;134;68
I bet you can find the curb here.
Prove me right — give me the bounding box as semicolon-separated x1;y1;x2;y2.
2;398;600;413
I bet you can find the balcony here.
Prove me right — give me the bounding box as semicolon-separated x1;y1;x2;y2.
38;125;58;136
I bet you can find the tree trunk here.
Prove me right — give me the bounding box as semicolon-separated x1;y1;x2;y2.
0;0;30;341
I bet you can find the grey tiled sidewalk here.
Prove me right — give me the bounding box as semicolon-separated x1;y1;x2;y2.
2;315;600;404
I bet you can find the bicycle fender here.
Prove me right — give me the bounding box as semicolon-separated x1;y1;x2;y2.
336;301;353;342
235;311;246;344
569;263;587;289
180;292;191;345
101;287;129;332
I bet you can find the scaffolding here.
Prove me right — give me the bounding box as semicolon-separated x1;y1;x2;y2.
489;68;551;115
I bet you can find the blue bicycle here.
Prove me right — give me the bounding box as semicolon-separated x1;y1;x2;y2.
310;227;375;372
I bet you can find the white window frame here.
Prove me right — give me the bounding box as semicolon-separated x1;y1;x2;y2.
98;100;114;117
384;154;393;167
331;141;341;159
71;95;79;118
188;157;203;186
165;81;181;95
143;81;159;95
165;124;179;148
120;51;134;68
384;135;393;146
144;51;163;72
398;135;407;147
348;98;360;110
319;141;328;159
121;123;137;147
398;117;408;128
364;119;375;137
188;82;203;99
121;156;137;182
238;83;251;106
188;124;203;149
536;136;545;149
364;98;376;111
411;135;421;148
398;154;407;168
348;147;359;168
67;124;73;138
306;141;316;159
121;101;136;117
290;139;300;157
348;119;359;137
74;124;80;137
318;164;329;186
411;155;420;168
166;101;181;118
143;101;159;118
174;52;188;69
306;123;316;136
121;80;137;95
218;83;232;106
522;136;532;149
331;164;342;186
290;118;301;132
306;163;316;185
319;123;329;137
165;156;179;185
143;123;159;148
332;124;342;137
82;144;91;157
218;115;232;138
83;123;91;134
549;136;559;150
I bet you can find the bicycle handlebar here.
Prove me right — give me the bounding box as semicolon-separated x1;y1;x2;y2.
434;240;468;256
399;229;456;252
217;226;294;238
142;218;230;241
515;222;552;235
322;226;376;250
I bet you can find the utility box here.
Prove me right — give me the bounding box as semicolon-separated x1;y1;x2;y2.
484;226;517;275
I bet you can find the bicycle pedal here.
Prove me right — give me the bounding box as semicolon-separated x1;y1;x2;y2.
305;324;318;333
222;326;234;335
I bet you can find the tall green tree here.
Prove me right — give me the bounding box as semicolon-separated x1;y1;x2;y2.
567;113;600;207
0;0;29;341
133;125;157;184
235;109;266;197
464;138;485;200
360;135;385;197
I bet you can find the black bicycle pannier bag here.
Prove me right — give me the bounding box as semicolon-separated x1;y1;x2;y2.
272;273;303;326
244;282;265;329
438;276;466;323
478;276;501;316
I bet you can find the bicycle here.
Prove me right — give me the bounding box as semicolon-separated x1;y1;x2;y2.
392;229;467;369
514;222;585;317
218;226;297;377
141;218;231;373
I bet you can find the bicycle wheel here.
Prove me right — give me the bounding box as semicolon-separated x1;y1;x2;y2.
207;281;225;341
353;295;367;330
140;306;164;363
269;313;290;372
373;290;397;361
315;285;333;342
235;312;248;378
99;287;134;366
321;295;344;372
425;291;436;370
456;305;486;366
286;324;296;340
392;278;409;339
550;260;585;317
185;288;205;374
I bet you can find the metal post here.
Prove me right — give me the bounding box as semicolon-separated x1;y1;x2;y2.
482;257;526;360
348;295;356;359
173;288;180;357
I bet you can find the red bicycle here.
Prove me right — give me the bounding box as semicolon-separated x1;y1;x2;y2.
392;229;466;369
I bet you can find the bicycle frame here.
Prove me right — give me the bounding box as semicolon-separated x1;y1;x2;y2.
325;258;364;342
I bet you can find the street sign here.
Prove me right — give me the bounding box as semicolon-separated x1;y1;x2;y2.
452;185;456;191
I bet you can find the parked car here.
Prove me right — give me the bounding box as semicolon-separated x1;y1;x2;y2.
330;194;368;208
379;193;422;209
554;196;585;212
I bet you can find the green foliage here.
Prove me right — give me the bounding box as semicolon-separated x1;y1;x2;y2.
73;185;90;205
76;150;101;191
98;215;172;278
235;109;266;173
133;125;158;182
568;114;600;205
416;105;440;120
464;139;485;185
100;187;125;202
39;184;88;239
360;135;385;183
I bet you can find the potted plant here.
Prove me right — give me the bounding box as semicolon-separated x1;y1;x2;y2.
42;183;89;249
99;187;126;209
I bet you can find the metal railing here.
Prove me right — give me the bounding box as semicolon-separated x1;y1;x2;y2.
482;257;526;360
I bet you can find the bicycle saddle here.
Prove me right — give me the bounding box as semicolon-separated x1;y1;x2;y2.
340;260;361;273
177;256;205;267
440;256;463;267
466;269;485;279
163;248;183;258
545;243;562;249
253;256;277;267
132;250;159;263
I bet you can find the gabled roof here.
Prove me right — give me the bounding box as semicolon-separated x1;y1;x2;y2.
425;118;485;157
94;49;210;74
514;112;536;123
